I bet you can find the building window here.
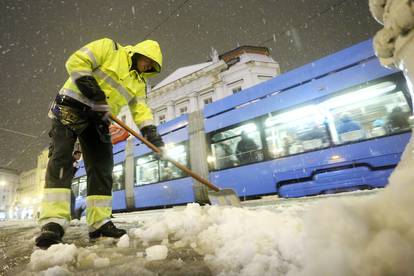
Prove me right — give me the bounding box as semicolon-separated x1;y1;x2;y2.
203;97;213;105
158;114;166;124
228;79;243;95
232;87;242;94
199;90;214;108
179;106;188;115
175;101;189;117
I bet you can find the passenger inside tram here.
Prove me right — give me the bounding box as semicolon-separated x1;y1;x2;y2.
336;113;365;142
386;106;411;132
236;131;259;165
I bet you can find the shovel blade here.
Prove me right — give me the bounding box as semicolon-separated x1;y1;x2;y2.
208;189;242;207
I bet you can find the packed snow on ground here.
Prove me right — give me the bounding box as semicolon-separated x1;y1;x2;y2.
145;245;169;261
297;135;414;276
23;136;414;275
116;234;130;248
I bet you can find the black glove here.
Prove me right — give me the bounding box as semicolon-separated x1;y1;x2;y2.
140;125;164;148
87;100;110;125
75;76;106;101
92;111;110;125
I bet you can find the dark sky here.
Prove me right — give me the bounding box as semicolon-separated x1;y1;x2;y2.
0;0;380;172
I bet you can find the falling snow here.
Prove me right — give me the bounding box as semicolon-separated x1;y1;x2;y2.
0;0;382;173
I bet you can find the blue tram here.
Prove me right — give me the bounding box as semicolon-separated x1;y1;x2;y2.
72;39;412;212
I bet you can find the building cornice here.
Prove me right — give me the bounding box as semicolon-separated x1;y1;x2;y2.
150;60;228;98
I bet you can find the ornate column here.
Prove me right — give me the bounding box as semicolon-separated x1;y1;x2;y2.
166;101;175;121
188;92;198;113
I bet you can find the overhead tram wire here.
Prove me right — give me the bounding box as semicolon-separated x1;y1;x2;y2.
0;126;37;139
143;0;192;39
5;1;192;170
4;129;48;169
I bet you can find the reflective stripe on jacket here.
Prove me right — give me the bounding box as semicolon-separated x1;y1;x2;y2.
61;38;162;128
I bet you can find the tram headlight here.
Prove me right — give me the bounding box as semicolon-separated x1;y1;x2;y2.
329;154;344;162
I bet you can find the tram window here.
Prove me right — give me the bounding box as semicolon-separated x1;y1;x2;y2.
71;179;79;197
209;123;263;170
264;105;330;158
135;154;159;186
112;163;125;191
321;80;411;144
160;143;188;181
79;176;87;197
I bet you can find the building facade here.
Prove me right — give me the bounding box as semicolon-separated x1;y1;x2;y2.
13;149;48;219
15;168;37;219
0;168;19;219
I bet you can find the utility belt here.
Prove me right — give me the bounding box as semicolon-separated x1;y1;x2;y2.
49;94;111;141
54;94;91;112
49;94;91;134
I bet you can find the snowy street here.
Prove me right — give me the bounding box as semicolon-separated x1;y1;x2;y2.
0;190;381;276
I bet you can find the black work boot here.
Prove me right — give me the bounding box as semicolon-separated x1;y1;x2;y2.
35;222;64;249
89;221;126;239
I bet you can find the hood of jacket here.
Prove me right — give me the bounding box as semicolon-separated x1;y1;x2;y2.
125;40;163;78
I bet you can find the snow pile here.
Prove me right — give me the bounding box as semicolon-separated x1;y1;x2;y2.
25;137;414;275
145;245;169;261
44;265;71;276
29;243;113;273
117;234;130;248
297;135;414;275
29;243;77;271
130;137;414;275
133;203;304;275
93;256;110;268
76;248;111;270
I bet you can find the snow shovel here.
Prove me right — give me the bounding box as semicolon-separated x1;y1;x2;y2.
110;114;242;207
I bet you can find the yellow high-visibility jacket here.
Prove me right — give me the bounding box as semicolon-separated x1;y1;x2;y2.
59;38;162;128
